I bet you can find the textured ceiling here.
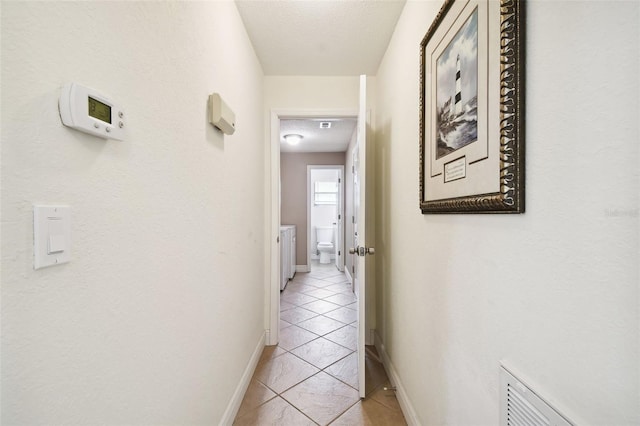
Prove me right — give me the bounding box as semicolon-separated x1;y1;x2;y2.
237;1;404;152
280;118;357;152
235;0;406;76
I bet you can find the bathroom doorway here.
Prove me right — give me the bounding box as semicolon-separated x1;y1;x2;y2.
271;112;357;347
307;166;345;273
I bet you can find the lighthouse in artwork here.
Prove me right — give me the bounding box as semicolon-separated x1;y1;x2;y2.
454;54;463;116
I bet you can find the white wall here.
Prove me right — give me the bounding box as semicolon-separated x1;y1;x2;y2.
375;1;639;425
1;2;265;424
264;76;360;111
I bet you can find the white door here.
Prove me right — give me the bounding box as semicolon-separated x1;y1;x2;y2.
352;75;373;399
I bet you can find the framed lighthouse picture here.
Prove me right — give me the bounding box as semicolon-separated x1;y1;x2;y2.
419;0;525;213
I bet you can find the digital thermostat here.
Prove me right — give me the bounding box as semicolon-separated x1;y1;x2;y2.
59;82;125;140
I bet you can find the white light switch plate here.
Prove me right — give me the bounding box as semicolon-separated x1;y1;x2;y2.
34;205;71;269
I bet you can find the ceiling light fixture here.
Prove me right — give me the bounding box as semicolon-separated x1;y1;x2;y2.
284;134;303;146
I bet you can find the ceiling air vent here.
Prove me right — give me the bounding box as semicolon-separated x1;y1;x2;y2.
500;366;574;426
319;122;332;129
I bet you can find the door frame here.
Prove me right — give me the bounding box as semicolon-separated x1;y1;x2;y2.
267;108;358;346
307;165;345;272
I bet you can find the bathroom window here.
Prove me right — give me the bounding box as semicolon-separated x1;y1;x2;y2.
314;181;338;205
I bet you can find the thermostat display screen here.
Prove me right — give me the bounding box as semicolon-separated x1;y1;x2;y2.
88;96;111;124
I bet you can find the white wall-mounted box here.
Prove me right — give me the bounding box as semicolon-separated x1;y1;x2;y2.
208;93;236;135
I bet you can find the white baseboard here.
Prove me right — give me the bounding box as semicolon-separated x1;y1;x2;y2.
296;265;310;273
374;332;420;426
219;331;265;426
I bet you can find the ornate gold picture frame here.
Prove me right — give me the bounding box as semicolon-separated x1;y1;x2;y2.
419;0;525;213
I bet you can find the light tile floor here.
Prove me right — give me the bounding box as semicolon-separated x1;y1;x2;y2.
234;261;406;425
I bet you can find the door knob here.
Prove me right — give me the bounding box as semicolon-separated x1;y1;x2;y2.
349;246;375;256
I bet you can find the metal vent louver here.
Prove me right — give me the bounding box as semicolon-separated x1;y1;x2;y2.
500;366;574;426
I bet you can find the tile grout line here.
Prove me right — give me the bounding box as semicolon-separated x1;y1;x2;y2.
237;265;382;425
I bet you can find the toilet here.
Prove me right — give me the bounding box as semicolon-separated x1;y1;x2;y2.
316;226;334;264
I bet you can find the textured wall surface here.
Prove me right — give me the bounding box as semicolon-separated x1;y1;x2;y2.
1;2;265;424
375;1;639;425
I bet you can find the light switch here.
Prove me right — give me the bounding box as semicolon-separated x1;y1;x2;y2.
34;205;71;269
48;234;65;254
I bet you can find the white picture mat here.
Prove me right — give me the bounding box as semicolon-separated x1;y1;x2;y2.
424;0;501;203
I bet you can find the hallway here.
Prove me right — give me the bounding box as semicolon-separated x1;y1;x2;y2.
233;262;406;425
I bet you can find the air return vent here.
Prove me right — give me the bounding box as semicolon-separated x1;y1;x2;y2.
500;366;574;426
319;121;331;129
